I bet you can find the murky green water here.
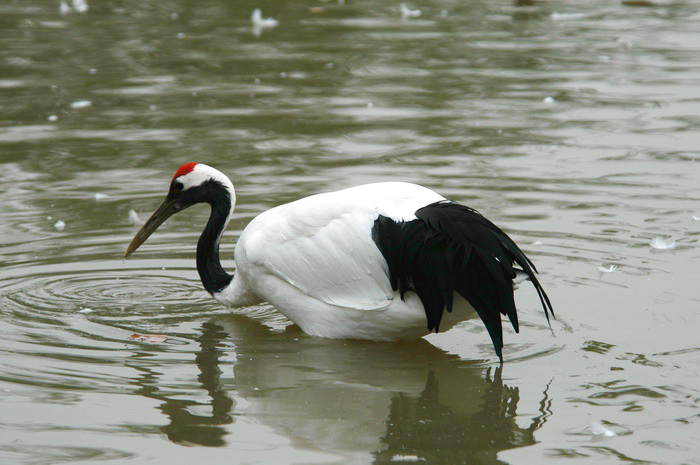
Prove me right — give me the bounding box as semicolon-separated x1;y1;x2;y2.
2;0;699;463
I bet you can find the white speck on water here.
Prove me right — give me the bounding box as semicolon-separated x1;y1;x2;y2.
692;215;700;221
48;114;58;122
59;0;71;15
89;68;97;74
367;102;374;108
47;216;52;220
72;0;88;14
649;237;676;250
79;308;94;314
128;209;143;226
550;12;585;21
251;8;279;28
251;8;278;37
400;4;422;19
440;9;449;17
590;422;616;437
54;220;65;231
149;104;157;111
254;78;261;84
543;96;555;104
176;32;186;39
532;240;543;245
391;455;425;462
598;264;618;273
280;72;287;78
171;12;179;20
93;193;108;200
70;100;92;109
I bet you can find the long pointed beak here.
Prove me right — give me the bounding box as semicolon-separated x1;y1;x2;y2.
125;198;179;258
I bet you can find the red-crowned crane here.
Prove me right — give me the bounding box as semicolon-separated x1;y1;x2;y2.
125;162;553;361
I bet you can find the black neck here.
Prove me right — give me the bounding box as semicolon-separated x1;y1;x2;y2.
195;181;234;295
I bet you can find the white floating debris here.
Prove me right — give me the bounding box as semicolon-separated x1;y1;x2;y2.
598;264;618;273
692;215;700;222
532;240;543;245
128;209;144;226
70;100;92;109
400;3;422;19
93;192;108;200
72;0;88;13
649;237;676;250
54;219;66;231
391;455;425;462
59;0;71;15
543;96;555;104
251;8;278;36
590;422;616;438
48;114;58;122
550;12;585;21
176;32;186;39
79;308;94;314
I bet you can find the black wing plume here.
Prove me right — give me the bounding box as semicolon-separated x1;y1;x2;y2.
372;200;554;361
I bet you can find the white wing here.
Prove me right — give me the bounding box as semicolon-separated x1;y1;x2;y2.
238;182;444;311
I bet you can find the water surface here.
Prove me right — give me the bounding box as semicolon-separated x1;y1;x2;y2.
1;0;700;463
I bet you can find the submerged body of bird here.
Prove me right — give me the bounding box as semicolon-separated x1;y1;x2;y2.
126;163;553;361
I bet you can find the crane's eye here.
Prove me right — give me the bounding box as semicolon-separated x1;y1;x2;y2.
172;181;184;194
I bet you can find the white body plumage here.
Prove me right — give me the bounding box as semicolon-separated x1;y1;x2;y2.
219;181;476;340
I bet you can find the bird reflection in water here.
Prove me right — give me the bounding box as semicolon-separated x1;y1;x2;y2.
129;316;551;459
128;322;234;447
374;368;551;464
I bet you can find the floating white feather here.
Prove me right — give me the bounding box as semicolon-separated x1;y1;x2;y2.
70;100;92;109
72;0;88;13
649;237;676;250
128;209;144;227
590;422;616;437
59;0;71;15
598;264;618;273
251;8;278;36
400;4;421;19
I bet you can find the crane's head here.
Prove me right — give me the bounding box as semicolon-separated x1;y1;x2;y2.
125;162;235;258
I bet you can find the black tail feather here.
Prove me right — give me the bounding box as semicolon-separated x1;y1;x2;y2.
372;200;554;361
